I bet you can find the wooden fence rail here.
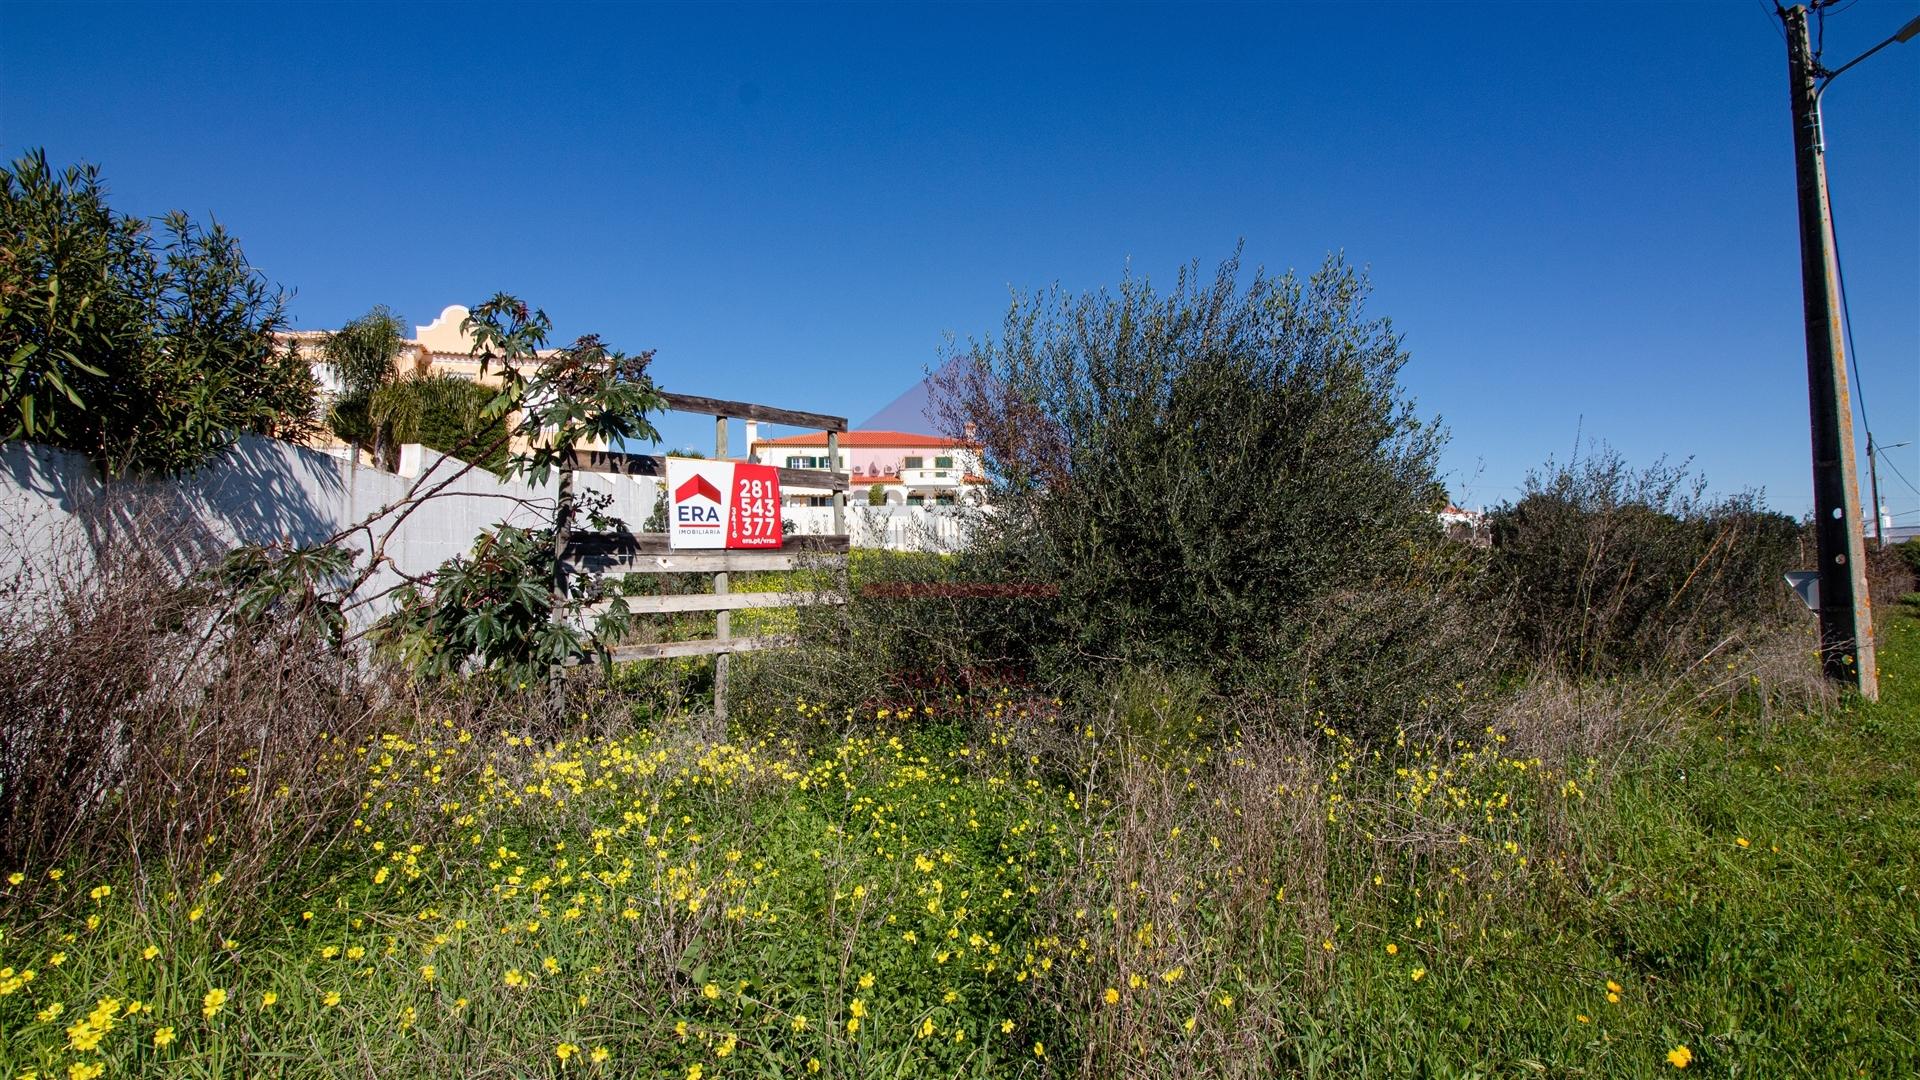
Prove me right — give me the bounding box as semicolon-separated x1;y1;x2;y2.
566;390;849;726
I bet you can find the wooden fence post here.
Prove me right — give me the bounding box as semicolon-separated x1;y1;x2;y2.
713;413;730;736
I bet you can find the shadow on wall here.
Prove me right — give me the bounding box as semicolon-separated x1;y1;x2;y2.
0;437;345;604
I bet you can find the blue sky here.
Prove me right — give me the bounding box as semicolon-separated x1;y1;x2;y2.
4;1;1915;519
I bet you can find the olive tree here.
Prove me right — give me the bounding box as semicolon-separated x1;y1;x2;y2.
928;252;1485;731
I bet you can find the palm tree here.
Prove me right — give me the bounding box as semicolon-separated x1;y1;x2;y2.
369;373;509;473
322;306;405;465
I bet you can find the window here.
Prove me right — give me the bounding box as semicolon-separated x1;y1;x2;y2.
934;456;953;469
904;456;924;469
906;494;925;506
935;494;956;506
786;456;806;469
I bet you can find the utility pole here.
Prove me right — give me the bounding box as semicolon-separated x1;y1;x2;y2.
1782;4;1877;699
1866;433;1885;549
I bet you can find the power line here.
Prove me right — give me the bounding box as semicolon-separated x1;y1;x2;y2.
1760;0;1789;44
1880;452;1920;499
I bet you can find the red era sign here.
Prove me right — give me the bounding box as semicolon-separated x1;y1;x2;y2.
726;463;783;548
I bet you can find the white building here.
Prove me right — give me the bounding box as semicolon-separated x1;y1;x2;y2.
748;429;985;509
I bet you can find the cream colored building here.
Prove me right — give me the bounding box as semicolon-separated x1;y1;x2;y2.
288;304;592;462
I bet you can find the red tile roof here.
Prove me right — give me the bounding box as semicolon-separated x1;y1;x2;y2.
754;430;976;449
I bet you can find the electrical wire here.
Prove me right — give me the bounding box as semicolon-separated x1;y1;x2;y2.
1827;177;1874;440
1760;0;1789;44
1820;121;1909;517
1880;453;1920;500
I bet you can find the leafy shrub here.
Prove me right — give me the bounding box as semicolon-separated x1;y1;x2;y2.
1865;539;1918;622
1898;538;1920;580
0;150;316;475
374;523;586;685
1487;448;1801;676
0;517;374;893
924;251;1486;734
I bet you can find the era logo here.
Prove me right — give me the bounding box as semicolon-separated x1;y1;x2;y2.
674;474;723;527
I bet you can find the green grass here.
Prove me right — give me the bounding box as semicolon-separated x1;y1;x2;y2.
3;607;1915;1077
1292;602;1920;1077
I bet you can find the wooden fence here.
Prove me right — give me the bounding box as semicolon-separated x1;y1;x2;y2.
563;391;850;724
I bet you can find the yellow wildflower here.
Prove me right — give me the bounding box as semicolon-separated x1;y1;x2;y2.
154;1025;176;1048
202;987;228;1018
1668;1045;1693;1069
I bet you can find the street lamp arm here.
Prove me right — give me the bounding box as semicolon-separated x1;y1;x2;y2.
1818;13;1920;89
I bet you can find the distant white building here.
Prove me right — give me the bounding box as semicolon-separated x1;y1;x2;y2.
748;429;986;509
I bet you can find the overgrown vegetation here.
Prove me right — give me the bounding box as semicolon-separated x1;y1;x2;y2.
366;294;664;690
1487;448;1803;676
0;150;316;476
3;526;1913;1075
5;249;1912;1078
923;253;1483;735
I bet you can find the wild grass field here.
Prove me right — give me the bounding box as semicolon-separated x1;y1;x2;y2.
3;600;1914;1079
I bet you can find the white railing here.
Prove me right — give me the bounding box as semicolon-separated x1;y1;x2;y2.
784;505;970;552
898;467;961;486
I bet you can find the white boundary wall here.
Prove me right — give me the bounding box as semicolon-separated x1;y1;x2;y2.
0;438;977;620
0;436;660;620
